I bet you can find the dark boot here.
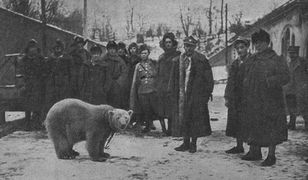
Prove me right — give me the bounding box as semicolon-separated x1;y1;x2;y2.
288;114;296;130
175;137;190;152
189;137;197;153
225;146;244;154
142;115;151;133
241;146;262;161
261;155;276;166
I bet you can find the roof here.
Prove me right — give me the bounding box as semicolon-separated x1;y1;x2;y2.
229;0;308;43
0;6;105;47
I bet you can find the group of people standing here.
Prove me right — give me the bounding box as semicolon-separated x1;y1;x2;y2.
21;36;140;129
20;29;307;166
224;29;308;166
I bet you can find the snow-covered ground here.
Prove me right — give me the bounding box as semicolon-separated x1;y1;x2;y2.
0;96;307;180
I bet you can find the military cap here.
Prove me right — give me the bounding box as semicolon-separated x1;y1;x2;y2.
90;44;102;54
234;37;250;47
54;39;65;49
288;46;300;53
139;44;150;53
72;36;87;46
183;36;198;46
106;41;118;50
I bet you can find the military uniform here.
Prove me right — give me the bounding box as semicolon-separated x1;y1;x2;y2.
130;59;158;130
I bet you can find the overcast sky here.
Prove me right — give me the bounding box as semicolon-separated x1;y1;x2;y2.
52;0;290;38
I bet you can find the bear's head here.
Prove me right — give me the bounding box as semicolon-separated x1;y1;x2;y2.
108;109;133;131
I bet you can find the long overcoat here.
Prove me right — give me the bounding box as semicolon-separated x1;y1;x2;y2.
45;53;71;107
101;53;128;108
156;50;181;118
241;48;290;147
79;61;110;105
224;54;250;138
168;51;214;137
21;54;46;112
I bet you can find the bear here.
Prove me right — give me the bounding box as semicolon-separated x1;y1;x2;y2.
45;98;133;162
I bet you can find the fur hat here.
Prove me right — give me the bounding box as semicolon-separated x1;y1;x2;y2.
160;32;178;49
24;39;40;54
288;46;300;53
90;44;102;54
118;42;128;54
183;36;198;46
251;29;270;44
106;41;118;50
139;44;150;53
234;37;250;47
53;39;65;50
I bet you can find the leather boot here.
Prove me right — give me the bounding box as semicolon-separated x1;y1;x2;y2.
175;137;190;151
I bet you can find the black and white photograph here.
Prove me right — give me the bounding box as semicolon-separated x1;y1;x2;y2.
0;0;307;179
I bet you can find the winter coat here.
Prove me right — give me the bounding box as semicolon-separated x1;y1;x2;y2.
101;53;128;108
45;53;71;107
156;49;181;118
284;57;308;115
130;59;158;114
21;54;46;111
224;54;250;138
69;48;91;98
168;51;214;137
241;48;289;147
79;60;110;105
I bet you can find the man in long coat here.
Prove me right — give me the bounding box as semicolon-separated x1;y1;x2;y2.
284;46;308;130
45;39;71;106
68;36;90;98
101;41;128;108
224;37;251;154
241;29;289;166
21;39;46;129
79;45;110;105
169;36;214;153
157;32;181;135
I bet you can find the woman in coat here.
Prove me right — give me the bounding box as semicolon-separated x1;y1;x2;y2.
241;29;290;166
156;32;181;135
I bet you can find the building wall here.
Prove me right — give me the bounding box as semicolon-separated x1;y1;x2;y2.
0;8;106;59
257;8;307;57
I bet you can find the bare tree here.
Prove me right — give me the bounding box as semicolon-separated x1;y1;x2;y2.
220;0;224;34
207;0;213;35
179;6;193;37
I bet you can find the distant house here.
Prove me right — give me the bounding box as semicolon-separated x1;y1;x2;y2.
209;0;308;68
0;7;106;60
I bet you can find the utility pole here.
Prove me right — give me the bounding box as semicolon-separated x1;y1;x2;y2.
220;0;224;33
83;0;88;38
225;3;228;69
41;0;47;56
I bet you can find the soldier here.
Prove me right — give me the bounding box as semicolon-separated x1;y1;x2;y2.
79;45;110;105
241;29;289;166
21;39;46;129
130;44;158;133
68;36;91;98
169;36;214;153
284;46;308;130
44;39;71;118
224;38;251;154
157;32;181;135
101;41;128;108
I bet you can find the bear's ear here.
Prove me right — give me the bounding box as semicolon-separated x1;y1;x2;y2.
128;110;133;117
108;110;114;117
